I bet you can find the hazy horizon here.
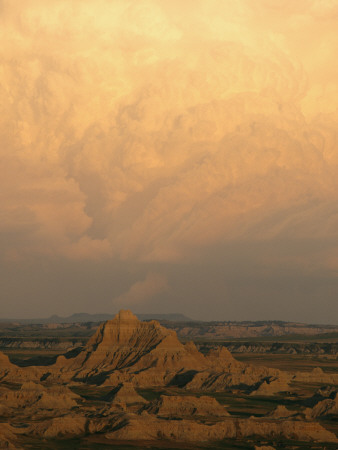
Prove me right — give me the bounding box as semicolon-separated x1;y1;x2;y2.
1;1;338;324
1;307;337;327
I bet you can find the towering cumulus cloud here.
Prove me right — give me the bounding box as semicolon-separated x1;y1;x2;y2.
114;273;168;307
1;1;337;320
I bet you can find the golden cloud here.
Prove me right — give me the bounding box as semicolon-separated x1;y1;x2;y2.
1;0;337;272
113;272;168;306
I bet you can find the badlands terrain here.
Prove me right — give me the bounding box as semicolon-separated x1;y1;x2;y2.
0;310;337;449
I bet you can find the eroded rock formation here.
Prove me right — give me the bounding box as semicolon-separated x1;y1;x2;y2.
104;413;337;443
305;391;338;419
104;382;148;405
145;394;229;418
0;310;337;447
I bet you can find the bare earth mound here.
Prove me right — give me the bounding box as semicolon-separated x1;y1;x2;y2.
145;394;229;417
104;382;148;405
0;310;337;448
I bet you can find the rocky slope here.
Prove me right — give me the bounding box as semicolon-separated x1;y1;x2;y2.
104;382;148;405
293;367;338;385
0;310;337;448
51;310;211;383
200;341;338;355
45;311;298;392
172;322;338;339
2;311;337;390
145;394;229;418
105;412;336;443
0;337;87;351
0;423;21;449
305;389;338;419
0;381;80;413
1;338;337;358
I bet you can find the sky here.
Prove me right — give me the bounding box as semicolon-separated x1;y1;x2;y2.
1;0;338;323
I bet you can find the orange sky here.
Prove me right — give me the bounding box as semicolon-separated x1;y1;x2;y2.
1;0;338;322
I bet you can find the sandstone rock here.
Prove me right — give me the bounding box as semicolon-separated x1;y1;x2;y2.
100;401;127;416
105;414;337;443
1;311;337;448
104;382;147;405
184;364;285;392
0;352;46;384
0;424;22;449
240;419;337;443
317;385;337;398
173;322;338;340
28;414;87;438
0;352;15;382
0;352;13;368
50;310;279;392
305;391;338;418
52;310;209;384
36;310;289;393
267;405;297;419
0;381;80;411
146;394;229;418
207;346;234;362
105;413;237;441
254;447;276;450
293;367;338;384
250;377;291;396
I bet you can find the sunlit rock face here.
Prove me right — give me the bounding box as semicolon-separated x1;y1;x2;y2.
105;413;337;443
0;351;13;369
145;394;230;418
1;311;237;387
0;381;80;412
52;310;210;382
104;382;148;405
2;312;337;393
39;310;284;390
0;311;337;447
305;390;338;419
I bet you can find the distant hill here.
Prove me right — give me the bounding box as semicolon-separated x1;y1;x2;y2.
0;312;192;325
1;314;337;339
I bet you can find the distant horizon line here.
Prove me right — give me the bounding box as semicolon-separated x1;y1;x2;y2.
0;311;337;327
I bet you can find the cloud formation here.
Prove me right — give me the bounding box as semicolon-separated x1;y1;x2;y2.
1;1;338;319
113;272;168;307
